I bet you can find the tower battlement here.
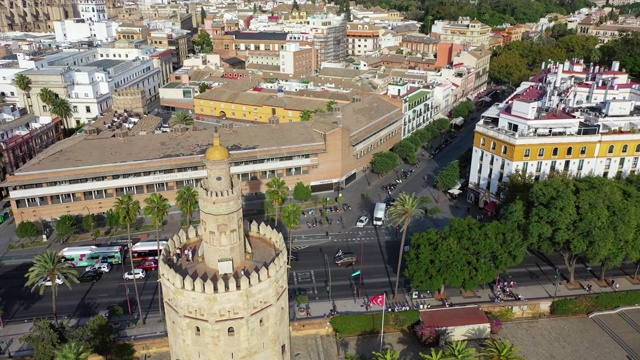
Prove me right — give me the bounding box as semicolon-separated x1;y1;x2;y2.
197;180;241;200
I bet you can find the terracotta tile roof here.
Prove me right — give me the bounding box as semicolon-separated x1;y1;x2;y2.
420;307;490;328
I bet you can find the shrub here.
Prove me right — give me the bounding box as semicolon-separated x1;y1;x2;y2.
551;292;640;315
414;323;439;345
330;311;420;336
295;294;309;305
487;306;516;321
490;318;503;334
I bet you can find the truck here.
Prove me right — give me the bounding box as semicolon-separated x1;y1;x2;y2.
373;202;386;226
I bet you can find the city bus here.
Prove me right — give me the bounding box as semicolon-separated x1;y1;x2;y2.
130;241;167;261
58;246;123;267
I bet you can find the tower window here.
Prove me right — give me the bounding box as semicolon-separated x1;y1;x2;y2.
195;326;201;336
228;327;235;336
260;318;264;327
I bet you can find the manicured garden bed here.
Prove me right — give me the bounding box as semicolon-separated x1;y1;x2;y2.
330;310;420;336
550;291;640;315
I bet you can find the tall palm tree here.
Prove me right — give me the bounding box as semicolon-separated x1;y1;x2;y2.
299;109;313;122
176;186;198;228
143;193;170;322
281;203;302;266
113;194;144;324
443;340;476;360
14;74;32;111
171;110;194;127
24;251;79;325
326;99;337;112
38;87;57;108
265;177;289;228
371;348;401;360
50;97;72;135
420;349;445;360
387;192;439;297
55;341;91;360
480;339;524;360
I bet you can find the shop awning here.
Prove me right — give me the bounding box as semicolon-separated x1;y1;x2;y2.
484;201;497;213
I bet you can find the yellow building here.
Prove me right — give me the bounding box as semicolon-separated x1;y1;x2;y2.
194;89;333;123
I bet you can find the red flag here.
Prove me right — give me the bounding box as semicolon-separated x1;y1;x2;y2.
370;294;385;306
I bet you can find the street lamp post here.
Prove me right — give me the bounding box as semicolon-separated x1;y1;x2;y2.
325;254;332;302
82;205;96;244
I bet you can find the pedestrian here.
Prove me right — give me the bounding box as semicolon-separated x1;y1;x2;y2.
614;283;619;291
611;279;615;288
176;247;182;259
326;231;329;238
467;206;470;213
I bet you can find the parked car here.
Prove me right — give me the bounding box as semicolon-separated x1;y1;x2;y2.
342;203;352;211
78;270;103;283
123;269;146;280
87;263;112;273
356;215;369;228
136;259;158;271
37;275;64;286
334;252;357;266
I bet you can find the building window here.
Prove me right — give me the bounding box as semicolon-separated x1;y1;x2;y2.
552;147;559;157
538;148;544;157
228;327;235;337
636;144;640;153
580;146;587;156
42;105;48;112
195;326;201;336
566;147;573;156
608;145;615;154
536;161;542;172
501;145;507;155
73;106;78;113
633;157;638;168
551;160;556;171
578;159;584;171
480;137;485;146
524;148;530;158
622;144;629;153
605;158;611;169
491;141;496;151
522;162;528;172
86;106;91;113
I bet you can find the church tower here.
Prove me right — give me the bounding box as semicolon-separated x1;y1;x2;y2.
159;130;290;360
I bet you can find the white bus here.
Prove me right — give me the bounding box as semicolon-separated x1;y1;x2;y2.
58;246;123;267
131;241;167;260
373;203;386;226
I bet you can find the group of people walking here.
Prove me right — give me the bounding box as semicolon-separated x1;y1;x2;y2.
172;246;196;265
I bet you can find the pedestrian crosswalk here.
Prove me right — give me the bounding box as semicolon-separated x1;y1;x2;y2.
291;245;309;251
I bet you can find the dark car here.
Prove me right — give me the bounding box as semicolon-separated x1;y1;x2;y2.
78;270;102;283
334;252;357;266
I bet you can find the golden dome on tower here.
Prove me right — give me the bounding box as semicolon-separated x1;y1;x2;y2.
204;129;230;161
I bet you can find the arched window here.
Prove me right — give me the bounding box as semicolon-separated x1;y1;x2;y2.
552;147;559;157
636;144;640;153
195;326;201;336
580;146;587;155
491;141;496;150
608;145;615;154
538;148;545;157
622;144;629;153
480;137;486;146
566;147;573;156
228;327;235;337
524;148;531;158
502;145;507;155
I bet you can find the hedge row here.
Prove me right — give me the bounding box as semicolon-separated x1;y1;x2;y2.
329;310;420;336
550;291;640;315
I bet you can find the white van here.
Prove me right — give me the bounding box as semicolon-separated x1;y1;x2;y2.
373;203;386;226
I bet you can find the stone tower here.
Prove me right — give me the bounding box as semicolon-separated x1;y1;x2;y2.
160;130;291;360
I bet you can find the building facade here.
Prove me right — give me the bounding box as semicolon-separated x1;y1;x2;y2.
346;23;383;56
440;18;491;48
0;0;73;32
54;19;118;44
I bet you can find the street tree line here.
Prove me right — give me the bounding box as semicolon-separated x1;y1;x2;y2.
404;171;640;293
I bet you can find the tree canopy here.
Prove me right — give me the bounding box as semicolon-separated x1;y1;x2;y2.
292;181;312;202
55;215;76;242
434;160;460;192
17;220;40;242
371;151;400;174
193;30;213;53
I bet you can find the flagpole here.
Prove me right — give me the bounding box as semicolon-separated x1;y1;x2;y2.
380;293;385;352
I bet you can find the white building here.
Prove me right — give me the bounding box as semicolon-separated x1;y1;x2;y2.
77;0;108;22
387;82;434;138
53;19;118;44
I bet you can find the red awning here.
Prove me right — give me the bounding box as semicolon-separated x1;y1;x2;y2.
484;201;496;213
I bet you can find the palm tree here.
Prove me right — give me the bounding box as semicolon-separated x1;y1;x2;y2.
171;110;194;127
113;194;144;324
326;99;337;112
55;341;90;360
50;97;72;135
281;203;302;266
176;186;198;228
24;251;79;325
420;349;446;360
38;87;57;107
371;348;401;360
387;192;439;297
480;339;524;360
443;340;476;360
265;177;289;228
14;74;32;111
299;109;313;121
143;193;170;322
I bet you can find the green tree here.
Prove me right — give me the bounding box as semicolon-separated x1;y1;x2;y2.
300;109;313;121
105;209;120;231
371;348;401;360
420;348;445;360
71;315;115;357
434;160;460;192
193;30;213;53
281;203;302;266
111;342;136;360
50;97;73;135
81;214;99;243
24;251;79;324
16;220;40;242
497;168;535;208
266;177;289;227
38;87;57;107
55;341;90;360
144;193;170;320
113;194;144;324
393;140;418;164
371;151;399;174
198;82;209;94
452;100;474;119
326;99;337;112
292;181;312;202
556;35;600;62
176;186;198;228
55;214;76;243
387;192;439;297
488;52;531;85
171;110;195;127
15;73;32;111
443;340;476;360
480;339;524;360
21;319;69;360
599;32;640;78
292;0;300;11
